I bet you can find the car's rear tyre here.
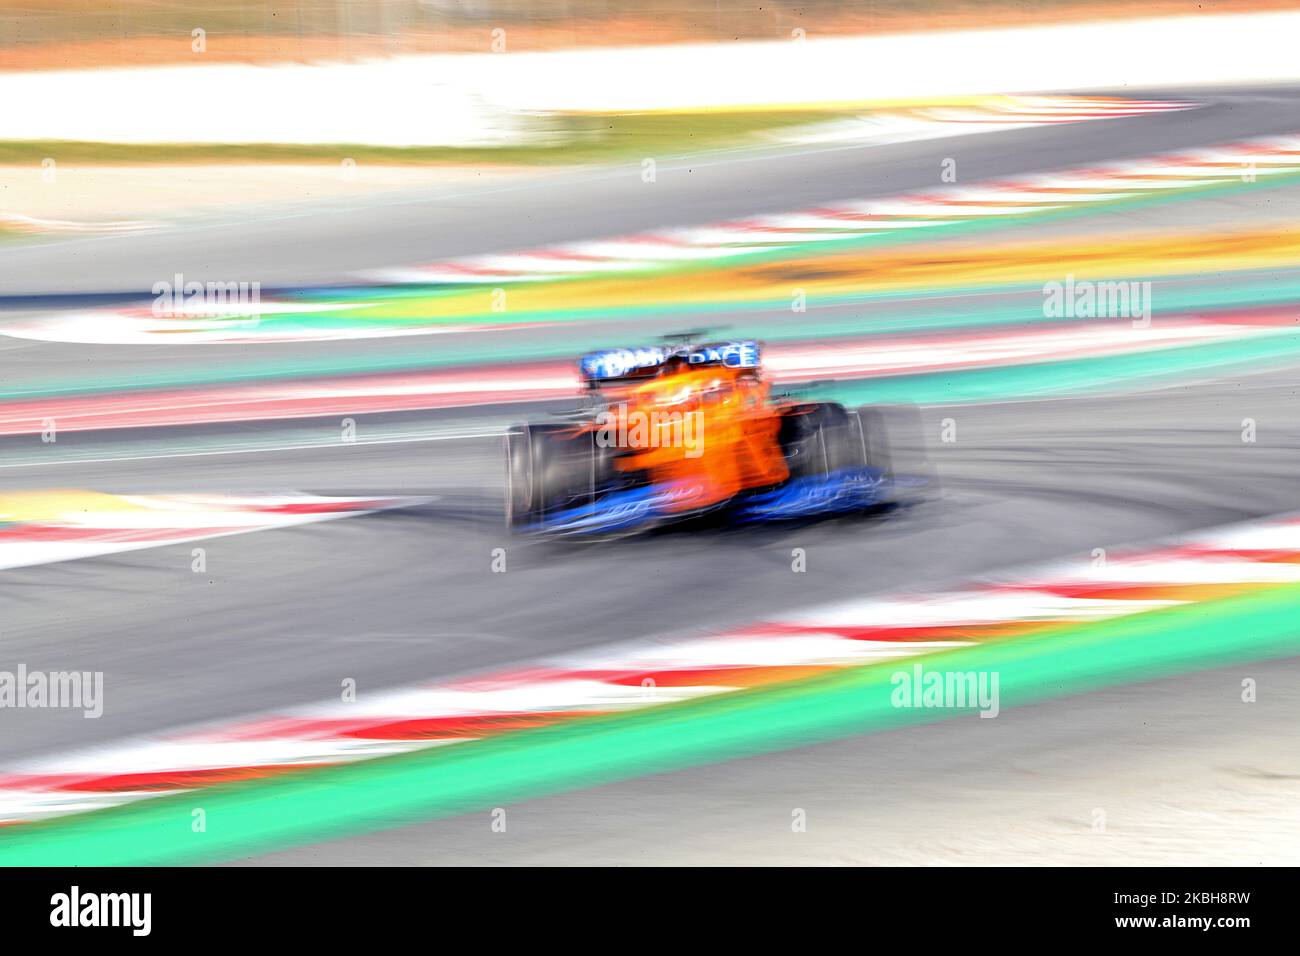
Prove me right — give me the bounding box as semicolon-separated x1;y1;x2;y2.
847;406;894;481
781;402;885;479
505;424;615;531
779;400;942;511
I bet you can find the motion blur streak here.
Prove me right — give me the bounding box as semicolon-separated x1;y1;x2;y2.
1;308;1293;435
0;492;423;571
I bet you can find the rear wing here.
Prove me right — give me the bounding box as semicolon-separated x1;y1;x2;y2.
579;340;761;384
578;347;669;383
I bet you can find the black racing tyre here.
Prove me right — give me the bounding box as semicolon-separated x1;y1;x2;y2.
781;402;935;499
780;402;867;479
505;423;615;531
847;406;894;482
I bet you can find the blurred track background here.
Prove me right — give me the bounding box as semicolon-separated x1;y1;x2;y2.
1;0;1299;864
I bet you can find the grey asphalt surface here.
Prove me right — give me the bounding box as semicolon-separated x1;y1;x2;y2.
2;85;1299;864
2;369;1298;768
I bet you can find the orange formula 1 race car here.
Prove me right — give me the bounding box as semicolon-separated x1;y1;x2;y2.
505;340;932;536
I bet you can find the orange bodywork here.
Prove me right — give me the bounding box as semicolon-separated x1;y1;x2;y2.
591;365;789;512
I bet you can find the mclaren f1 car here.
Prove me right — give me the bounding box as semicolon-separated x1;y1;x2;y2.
505;339;932;536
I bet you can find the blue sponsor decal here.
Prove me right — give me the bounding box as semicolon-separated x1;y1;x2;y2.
579;341;761;381
579;347;668;381
687;341;760;369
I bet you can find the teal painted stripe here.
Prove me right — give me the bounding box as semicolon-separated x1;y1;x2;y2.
814;329;1300;405
5;276;1300;403
257;267;1300;342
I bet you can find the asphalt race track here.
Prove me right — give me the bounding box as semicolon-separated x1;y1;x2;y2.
2;84;1298;863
